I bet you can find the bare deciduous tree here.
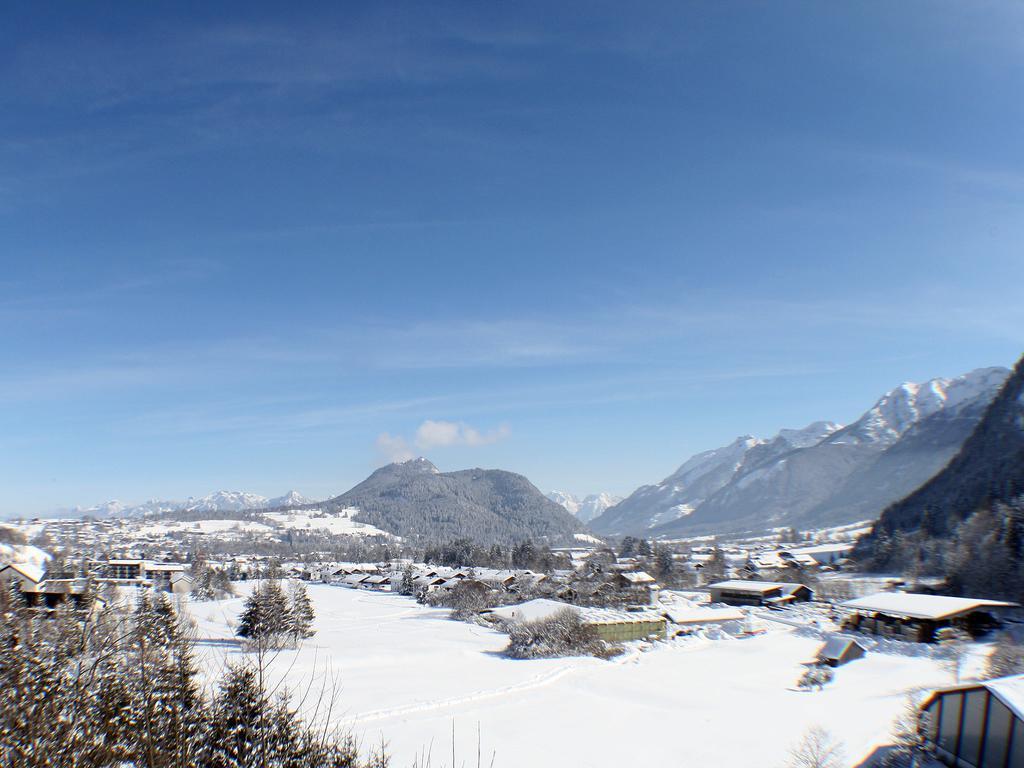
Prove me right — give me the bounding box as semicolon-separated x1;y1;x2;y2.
786;725;845;768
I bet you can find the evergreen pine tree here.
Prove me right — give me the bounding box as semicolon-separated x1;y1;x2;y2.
288;580;316;642
399;565;415;596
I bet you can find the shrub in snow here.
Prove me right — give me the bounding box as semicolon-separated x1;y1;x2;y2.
887;690;935;767
422;581;499;621
986;632;1024;679
797;664;834;691
504;609;611;659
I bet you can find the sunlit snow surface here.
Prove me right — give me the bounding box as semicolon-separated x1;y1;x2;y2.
186;583;963;767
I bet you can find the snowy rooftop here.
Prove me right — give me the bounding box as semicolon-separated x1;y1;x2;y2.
485;599;664;627
817;635;865;660
709;580;792;593
842;592;1018;621
0;562;44;583
485;599;577;623
665;606;744;625
987;675;1024;719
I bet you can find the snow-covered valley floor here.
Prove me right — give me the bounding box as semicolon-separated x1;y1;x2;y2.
186;584;956;767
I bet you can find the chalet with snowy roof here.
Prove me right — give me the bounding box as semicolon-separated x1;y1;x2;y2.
921;674;1024;767
14;577;106;612
708;580;813;607
0;562;45;593
615;570;656;589
841;593;1018;643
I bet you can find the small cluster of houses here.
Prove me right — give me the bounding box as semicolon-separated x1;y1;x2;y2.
0;556;194;611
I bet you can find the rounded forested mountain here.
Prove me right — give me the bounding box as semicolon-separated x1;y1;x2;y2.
322;458;586;546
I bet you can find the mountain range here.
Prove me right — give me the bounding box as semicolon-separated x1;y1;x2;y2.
858;355;1024;552
590;366;1011;538
320;458;585;545
66;490;316;519
545;491;622;523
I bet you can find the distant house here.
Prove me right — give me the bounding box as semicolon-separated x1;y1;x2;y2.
0;562;45;593
106;559;145;580
841;593;1018;643
708;580;813;607
482;598;666;643
19;578;104;612
100;559;188;592
361;574;390;590
921;673;1024;767
169;572;194;595
143;563;187;592
663;606;744;628
815;635;866;667
616;571;656;589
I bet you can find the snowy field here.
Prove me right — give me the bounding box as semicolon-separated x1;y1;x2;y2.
186;583;961;768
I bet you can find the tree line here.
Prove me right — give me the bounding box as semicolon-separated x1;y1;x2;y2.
0;585;384;768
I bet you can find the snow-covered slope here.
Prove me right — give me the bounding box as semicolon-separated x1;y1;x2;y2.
592;423;841;536
592;367;1010;538
546;491;622;523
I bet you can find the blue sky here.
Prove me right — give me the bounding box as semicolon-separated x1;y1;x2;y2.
2;2;1024;515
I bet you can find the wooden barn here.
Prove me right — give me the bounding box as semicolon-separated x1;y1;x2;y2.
708;580;813;607
841;593;1018;643
921;673;1024;767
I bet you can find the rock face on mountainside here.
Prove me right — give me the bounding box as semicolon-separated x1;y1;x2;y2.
323;458;585;545
546;491;622;523
859;355;1024;548
591;367;1010;538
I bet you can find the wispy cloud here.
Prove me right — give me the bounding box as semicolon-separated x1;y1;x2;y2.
375;419;510;463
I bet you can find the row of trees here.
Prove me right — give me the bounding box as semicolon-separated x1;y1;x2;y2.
420;537;570;572
864;497;1024;602
236;579;317;649
0;585;381;768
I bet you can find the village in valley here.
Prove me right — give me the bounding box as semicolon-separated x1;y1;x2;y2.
2;504;1021;768
5;4;1024;767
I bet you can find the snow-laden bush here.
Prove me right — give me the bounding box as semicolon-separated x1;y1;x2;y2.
504;608;611;659
797;664;834;691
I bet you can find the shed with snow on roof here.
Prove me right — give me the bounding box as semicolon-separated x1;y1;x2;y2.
815;635;866;667
921;673;1024;767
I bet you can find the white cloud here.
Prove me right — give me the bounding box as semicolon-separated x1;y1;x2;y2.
375;419;510;463
375;432;415;463
414;419;510;449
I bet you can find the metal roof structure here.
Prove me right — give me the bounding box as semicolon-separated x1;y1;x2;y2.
842;592;1018;621
923;674;1024;720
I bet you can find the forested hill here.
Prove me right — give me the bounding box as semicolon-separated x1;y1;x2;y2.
322;458;586;546
855;353;1024;597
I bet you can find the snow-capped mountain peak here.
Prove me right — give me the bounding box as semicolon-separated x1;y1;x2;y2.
546;491;623;523
831;367;1010;446
180;491;269;513
267;490;314;509
591;365;1011;538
